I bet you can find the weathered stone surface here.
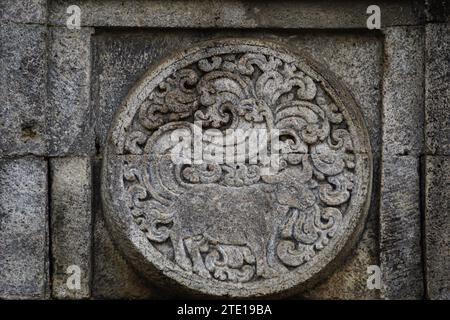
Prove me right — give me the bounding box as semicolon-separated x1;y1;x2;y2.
380;156;423;299
102;39;373;297
49;0;422;28
48;27;95;156
382;27;424;156
277;39;383;299
423;24;450;299
304;202;380;299
91;160;158;299
288;33;382;157
50;157;92;299
2;0;446;302
425;23;450;155
302;152;380;299
0;0;47;24
92;211;158;299
0;158;48;299
94;31;381;299
424;156;450;299
0;24;48;156
94;30;382;157
379;27;427;300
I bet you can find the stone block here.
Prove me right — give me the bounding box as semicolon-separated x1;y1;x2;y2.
380;156;423;299
424;156;450;299
0;0;47;24
48;27;95;156
50;157;92;299
382;27;424;156
0;158;48;299
92;160;157;299
48;0;422;28
0;24;48;156
425;23;450;155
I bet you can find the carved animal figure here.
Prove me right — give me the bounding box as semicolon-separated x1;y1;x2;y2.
142;147;317;279
168;183;281;278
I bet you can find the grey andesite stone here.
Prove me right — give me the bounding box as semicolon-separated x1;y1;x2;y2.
92;210;158;299
91;160;157;299
93;31;380;299
382;27;424;157
48;27;95;156
94;30;382;157
0;0;47;24
2;0;448;301
0;23;48;156
102;39;373;297
380;156;423;299
0;158;48;299
48;0;422;29
424;156;450;299
50;157;92;299
263;32;383;157
304;206;380;300
380;27;427;300
425;23;450;155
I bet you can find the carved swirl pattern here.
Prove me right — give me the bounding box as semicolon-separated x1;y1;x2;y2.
104;40;371;294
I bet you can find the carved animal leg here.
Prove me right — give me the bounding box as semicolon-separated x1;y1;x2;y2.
266;233;289;273
185;236;211;278
264;203;290;273
252;239;280;279
171;233;192;272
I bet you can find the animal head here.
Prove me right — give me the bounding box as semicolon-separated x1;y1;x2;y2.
275;181;316;210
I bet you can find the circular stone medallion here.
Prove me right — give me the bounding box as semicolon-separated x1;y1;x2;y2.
102;39;372;297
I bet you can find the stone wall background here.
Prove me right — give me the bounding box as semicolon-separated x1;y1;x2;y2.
0;0;448;299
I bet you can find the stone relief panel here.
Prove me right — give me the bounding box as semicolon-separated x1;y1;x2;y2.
4;0;447;302
102;39;372;297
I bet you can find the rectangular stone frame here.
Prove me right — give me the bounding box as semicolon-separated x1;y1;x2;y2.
1;0;448;299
